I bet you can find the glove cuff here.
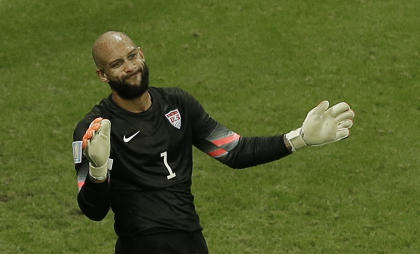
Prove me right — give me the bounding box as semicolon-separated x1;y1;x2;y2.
89;162;108;182
285;127;307;151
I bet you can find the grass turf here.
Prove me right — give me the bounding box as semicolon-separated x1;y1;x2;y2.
1;0;420;253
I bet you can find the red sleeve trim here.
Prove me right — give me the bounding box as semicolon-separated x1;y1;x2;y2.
211;133;240;146
208;148;228;158
78;181;85;190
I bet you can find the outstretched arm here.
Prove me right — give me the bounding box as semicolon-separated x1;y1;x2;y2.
193;100;354;169
195;123;292;169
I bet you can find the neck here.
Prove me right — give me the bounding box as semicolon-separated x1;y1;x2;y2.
111;91;152;113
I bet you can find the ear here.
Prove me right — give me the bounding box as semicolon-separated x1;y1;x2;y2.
96;69;109;83
138;47;145;60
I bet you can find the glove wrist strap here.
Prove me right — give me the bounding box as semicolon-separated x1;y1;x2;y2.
285;127;307;151
89;162;108;182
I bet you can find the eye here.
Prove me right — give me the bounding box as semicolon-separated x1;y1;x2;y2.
127;53;137;60
110;61;123;69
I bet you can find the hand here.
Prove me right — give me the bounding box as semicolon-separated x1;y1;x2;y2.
82;118;111;182
285;101;355;151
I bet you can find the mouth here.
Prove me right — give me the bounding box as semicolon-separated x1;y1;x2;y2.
124;69;142;81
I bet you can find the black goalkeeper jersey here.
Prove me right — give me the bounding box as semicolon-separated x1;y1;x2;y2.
73;87;291;237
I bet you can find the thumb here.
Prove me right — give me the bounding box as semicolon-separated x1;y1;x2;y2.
98;119;111;136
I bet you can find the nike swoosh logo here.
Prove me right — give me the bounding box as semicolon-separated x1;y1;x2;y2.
123;131;140;143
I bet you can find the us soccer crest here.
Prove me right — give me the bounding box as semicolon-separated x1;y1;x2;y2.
165;109;181;129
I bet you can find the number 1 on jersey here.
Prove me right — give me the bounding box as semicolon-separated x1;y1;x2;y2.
161;151;176;179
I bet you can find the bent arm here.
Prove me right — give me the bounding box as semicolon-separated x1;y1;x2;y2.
77;165;110;221
76;163;111;221
73;116;111;221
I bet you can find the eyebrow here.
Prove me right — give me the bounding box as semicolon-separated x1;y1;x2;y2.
127;48;137;55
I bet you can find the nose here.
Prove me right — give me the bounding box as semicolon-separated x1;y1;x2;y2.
124;61;137;73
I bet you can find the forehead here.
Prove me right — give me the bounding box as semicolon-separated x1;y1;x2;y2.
99;36;137;63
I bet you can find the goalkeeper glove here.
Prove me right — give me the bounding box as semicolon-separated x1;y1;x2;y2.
285;101;355;151
82;117;111;182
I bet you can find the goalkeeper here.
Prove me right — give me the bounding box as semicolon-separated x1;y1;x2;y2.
72;31;355;254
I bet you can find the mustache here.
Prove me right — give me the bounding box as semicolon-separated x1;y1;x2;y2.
123;68;142;82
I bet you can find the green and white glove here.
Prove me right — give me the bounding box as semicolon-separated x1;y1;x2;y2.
82;118;111;182
285;101;355;151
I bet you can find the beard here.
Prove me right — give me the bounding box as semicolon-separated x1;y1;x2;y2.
108;63;149;100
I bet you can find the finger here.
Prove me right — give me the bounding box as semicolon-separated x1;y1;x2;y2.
337;119;353;129
327;102;350;117
82;118;104;150
311;100;329;115
82;139;88;150
82;129;93;141
87;120;105;138
335;110;355;122
89;117;103;127
336;128;350;141
90;123;101;132
82;132;92;149
82;127;98;149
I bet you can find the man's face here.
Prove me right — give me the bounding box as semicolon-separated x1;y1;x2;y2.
107;62;149;100
98;37;149;99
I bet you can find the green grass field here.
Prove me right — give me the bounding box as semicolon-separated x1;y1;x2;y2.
1;0;419;253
